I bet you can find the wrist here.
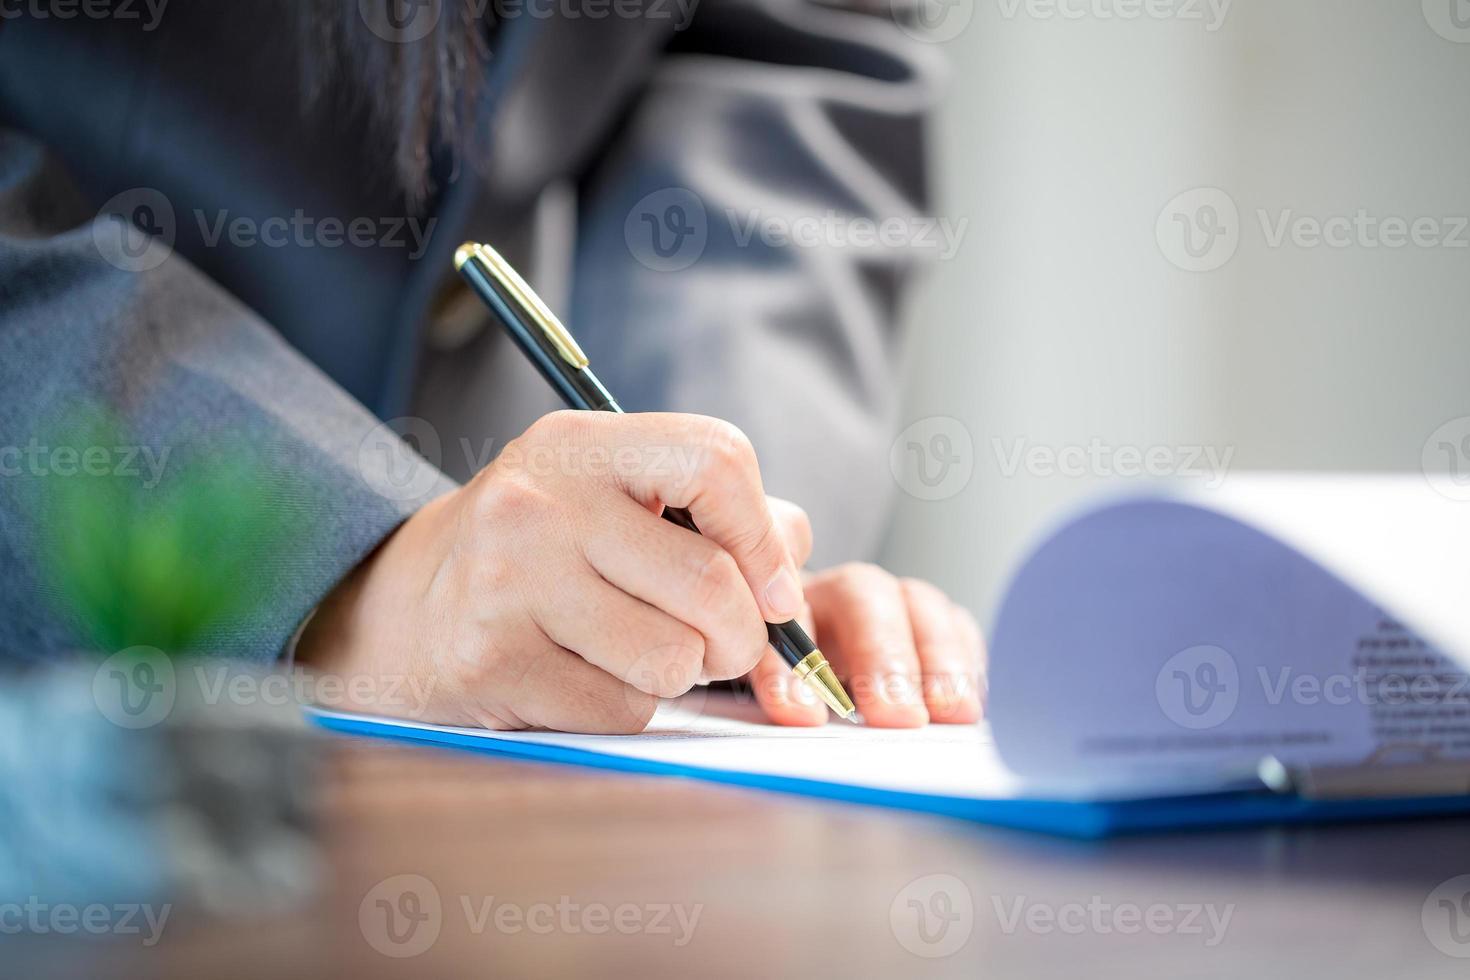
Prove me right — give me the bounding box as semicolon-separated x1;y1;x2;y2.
296;491;453;673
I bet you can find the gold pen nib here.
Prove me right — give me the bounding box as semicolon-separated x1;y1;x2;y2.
793;650;857;721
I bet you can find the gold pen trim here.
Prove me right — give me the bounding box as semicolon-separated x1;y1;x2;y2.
792;649;857;720
454;241;590;370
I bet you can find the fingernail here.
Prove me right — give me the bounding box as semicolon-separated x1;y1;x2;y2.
764;567;803;621
883;672;928;712
926;674;980;719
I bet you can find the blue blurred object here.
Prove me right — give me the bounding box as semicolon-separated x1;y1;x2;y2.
0;657;322;929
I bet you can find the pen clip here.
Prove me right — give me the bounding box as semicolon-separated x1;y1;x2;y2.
455;242;590;369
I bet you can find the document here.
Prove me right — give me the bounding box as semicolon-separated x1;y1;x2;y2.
319;695;1025;799
313;475;1470;832
989;474;1470;791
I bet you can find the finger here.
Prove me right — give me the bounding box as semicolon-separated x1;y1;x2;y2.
535;570;706;699
749;602;827;726
808;564;928;728
496;633;659;735
582;493;767;681
591;412;804;624
900;579;982;724
953;602;989;713
749;647;829;726
766;497;813;569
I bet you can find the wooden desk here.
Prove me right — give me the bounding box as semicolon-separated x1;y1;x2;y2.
24;735;1470;979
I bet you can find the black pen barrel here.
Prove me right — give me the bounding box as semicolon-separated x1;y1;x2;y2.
459;258;620;413
459;250;837;700
657;505;811;669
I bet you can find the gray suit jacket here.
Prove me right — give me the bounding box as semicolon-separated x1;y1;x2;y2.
0;0;939;662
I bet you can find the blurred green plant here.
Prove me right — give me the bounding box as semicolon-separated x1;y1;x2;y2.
31;406;317;654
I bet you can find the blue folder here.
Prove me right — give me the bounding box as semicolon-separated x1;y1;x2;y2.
309;711;1470;839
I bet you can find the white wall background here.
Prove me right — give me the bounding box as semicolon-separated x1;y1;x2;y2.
880;0;1470;623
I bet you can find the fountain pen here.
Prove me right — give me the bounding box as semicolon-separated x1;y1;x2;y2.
453;241;858;722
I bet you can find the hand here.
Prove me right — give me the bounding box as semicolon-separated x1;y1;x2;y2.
297;411;807;733
744;500;986;728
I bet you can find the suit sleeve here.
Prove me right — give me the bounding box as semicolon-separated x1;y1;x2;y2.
0;128;455;664
569;0;943;567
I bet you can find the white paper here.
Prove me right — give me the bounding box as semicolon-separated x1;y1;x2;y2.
315;694;1025;800
319;474;1470;805
989;474;1470;792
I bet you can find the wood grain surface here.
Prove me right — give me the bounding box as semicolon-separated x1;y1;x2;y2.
17;734;1470;979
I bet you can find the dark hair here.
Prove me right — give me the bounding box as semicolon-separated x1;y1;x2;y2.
299;1;490;205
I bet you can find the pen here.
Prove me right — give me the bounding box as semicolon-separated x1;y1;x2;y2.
453;241;858;722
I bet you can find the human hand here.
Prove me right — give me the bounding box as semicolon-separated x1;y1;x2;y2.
297;411;806;733
744;499;986;728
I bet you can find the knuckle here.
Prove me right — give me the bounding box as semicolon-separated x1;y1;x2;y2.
701;418;758;474
527;409;583;443
690;547;743;610
730;516;786;569
647;637;704;698
716;610;771;679
472;470;551;525
451;636;519;694
899;576;943;605
738;622;770;674
838;561;892;592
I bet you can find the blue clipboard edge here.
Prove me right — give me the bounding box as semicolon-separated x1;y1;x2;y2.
309;711;1470;840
